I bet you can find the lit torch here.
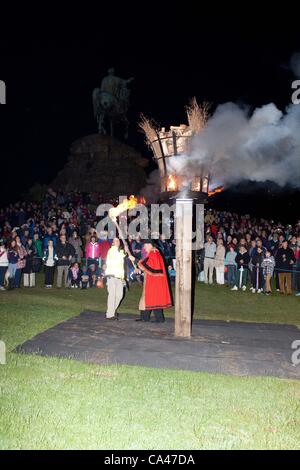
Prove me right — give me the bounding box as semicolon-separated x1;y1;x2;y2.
109;195;138;220
108;195;138;266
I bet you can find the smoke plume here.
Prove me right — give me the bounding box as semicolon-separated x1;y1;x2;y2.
168;53;300;189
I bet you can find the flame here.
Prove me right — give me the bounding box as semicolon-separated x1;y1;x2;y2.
139;196;146;204
208;186;224;197
192;181;201;191
109;195;138;219
167;175;177;191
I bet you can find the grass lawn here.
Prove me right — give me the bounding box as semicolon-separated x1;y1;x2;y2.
0;275;299;449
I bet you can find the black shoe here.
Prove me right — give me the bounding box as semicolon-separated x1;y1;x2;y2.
106;316;118;321
135;318;143;321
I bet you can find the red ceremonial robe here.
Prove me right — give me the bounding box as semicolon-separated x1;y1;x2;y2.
138;248;173;310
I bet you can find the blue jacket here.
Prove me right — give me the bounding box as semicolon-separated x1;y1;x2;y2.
43;247;58;264
43;234;58;249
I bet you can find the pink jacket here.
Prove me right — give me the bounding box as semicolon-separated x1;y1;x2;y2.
85;241;101;259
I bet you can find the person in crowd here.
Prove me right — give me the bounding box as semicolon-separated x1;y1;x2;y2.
290;236;298;290
135;240;173;323
204;235;216;285
85;235;101;267
157;234;173;266
81;265;90;289
214;238;225;285
239;238;247;248
7;240;19;289
196;248;205;282
105;237;135;320
88;263;101;288
262;250;276;295
245;233;252;250
56;234;75;288
130;234;143;261
33;233;43;272
43;226;58;250
250;246;264;293
15;236;27;288
268;232;279;254
275;240;296;295
68;230;83;263
98;231;112;268
43;239;58;288
224;244;237;288
204;209;215;225
68;262;82;288
23;238;37;287
2;221;12;240
0;241;8;290
226;235;233;249
232;237;239;250
167;264;176;284
231;246;250;291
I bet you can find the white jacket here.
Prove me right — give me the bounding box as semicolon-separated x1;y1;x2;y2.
105;246;126;279
0;250;8;267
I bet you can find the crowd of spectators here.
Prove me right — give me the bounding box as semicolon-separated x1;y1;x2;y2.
199;210;300;295
0;189;299;296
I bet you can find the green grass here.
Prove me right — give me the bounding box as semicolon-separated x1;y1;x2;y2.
0;275;300;449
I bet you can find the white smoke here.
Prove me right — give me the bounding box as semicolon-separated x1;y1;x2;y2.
141;52;300;193
168;83;300;189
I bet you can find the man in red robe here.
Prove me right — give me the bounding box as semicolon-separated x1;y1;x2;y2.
136;240;173;322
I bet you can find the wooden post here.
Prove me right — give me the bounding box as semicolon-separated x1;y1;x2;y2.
175;198;193;338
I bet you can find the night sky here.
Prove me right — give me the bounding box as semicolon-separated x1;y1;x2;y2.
1;9;300;218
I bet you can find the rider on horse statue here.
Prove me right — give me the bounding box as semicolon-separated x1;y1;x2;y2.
100;68;134;110
93;68;134;138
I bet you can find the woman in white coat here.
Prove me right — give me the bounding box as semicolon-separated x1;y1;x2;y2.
214;239;226;285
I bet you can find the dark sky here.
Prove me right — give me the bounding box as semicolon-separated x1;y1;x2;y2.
1;8;300;208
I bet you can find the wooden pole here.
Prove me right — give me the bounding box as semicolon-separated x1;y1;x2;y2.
175;198;193;338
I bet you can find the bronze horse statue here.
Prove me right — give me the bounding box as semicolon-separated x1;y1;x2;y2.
92;70;134;139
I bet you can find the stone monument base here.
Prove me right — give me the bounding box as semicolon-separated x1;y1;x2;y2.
51;134;148;197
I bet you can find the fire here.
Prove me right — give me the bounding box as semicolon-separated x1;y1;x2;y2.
167;175;177;191
109;195;138;219
139;196;146;204
208;186;224;197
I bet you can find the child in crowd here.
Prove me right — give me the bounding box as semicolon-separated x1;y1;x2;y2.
262;250;275;295
81;265;89;289
167;264;176;283
88;263;101;288
224;245;237;288
68;262;82;288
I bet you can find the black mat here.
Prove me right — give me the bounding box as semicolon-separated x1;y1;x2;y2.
15;312;300;379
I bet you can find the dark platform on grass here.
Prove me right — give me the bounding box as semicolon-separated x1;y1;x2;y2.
15;312;300;380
